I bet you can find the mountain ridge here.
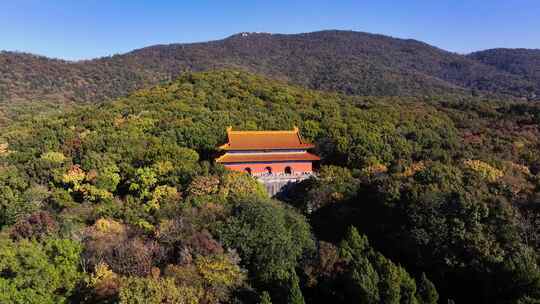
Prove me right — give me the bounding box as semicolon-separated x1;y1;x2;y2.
1;30;539;104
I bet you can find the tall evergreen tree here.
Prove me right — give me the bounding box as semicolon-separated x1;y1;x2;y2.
288;273;305;304
259;291;272;304
417;273;439;304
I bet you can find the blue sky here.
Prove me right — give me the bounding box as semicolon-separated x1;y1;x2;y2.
1;0;539;60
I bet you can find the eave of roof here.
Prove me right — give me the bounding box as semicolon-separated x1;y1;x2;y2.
219;143;315;150
216;152;321;163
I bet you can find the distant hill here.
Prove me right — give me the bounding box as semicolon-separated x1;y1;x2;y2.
469;48;540;99
1;30;539;103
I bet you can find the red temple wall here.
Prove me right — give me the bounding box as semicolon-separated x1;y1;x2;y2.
224;162;313;174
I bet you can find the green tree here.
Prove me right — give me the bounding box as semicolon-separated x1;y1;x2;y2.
118;277;199;304
129;167;157;199
260;291;272;304
417;273;438;304
339;227;425;304
0;166;37;228
340;227;380;304
0;238;84;304
219;171;268;201
217;199;314;296
288;272;305;304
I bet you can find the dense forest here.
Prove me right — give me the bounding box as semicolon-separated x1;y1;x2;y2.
1;30;540;105
469;48;540;99
0;70;540;303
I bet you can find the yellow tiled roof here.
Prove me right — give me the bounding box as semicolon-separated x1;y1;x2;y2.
218;126;315;150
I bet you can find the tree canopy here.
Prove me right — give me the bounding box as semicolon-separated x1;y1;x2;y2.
0;70;539;303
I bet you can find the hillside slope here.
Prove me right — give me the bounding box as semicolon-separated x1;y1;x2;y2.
1;30;538;104
469;48;540;99
0;70;539;303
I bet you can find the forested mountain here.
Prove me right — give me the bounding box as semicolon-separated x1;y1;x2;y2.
469;48;540;98
1;30;539;104
1;70;540;303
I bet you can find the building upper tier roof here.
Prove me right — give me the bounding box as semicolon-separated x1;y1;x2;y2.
218;127;315;151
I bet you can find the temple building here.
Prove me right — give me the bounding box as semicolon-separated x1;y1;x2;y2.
216;127;320;176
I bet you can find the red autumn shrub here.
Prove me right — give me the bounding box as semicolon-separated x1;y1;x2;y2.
10;211;58;240
83;218;165;277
